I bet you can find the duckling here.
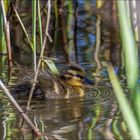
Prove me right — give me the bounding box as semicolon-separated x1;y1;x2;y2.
12;65;94;99
59;65;93;98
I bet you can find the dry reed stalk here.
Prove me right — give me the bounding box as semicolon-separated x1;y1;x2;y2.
12;4;33;50
0;80;42;136
0;0;12;67
94;15;101;71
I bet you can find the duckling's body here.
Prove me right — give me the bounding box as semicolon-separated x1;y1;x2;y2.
12;65;93;99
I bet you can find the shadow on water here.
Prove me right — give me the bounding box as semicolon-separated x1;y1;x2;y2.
0;0;131;140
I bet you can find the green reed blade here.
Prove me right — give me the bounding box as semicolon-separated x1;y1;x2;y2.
3;0;9;13
107;64;140;139
32;0;37;71
37;0;43;48
0;0;9;53
117;1;139;90
132;85;140;127
0;11;6;53
42;59;59;75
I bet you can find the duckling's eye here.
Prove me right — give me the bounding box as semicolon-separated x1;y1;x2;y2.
75;74;84;79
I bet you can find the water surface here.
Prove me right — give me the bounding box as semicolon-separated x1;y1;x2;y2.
0;65;130;140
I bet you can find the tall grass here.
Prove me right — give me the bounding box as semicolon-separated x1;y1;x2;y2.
106;1;140;139
0;0;9;54
27;0;52;109
0;10;6;54
117;0;139;91
117;0;140;128
32;0;37;71
37;0;43;48
107;64;140;139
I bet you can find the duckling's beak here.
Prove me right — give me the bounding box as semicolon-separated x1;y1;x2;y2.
83;77;94;86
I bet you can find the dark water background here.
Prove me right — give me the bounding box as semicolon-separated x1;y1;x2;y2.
0;1;131;140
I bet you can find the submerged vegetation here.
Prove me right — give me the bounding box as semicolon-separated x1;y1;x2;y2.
0;0;140;139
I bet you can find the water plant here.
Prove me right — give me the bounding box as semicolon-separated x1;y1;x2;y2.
106;1;140;139
117;0;139;91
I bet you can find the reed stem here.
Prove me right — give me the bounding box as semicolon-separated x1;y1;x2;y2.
0;80;42;137
37;0;43;48
117;0;139;90
32;0;37;71
0;0;12;67
107;63;140;139
12;4;33;50
0;10;6;54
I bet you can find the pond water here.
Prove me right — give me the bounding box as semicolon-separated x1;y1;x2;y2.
0;65;131;140
0;0;131;140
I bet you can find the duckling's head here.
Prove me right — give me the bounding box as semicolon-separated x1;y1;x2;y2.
60;65;93;88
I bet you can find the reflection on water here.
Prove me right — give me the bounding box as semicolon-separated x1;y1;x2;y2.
0;65;131;140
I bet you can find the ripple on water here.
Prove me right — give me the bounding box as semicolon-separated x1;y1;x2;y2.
0;65;131;140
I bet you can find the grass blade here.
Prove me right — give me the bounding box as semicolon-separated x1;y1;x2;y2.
107;63;140;139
